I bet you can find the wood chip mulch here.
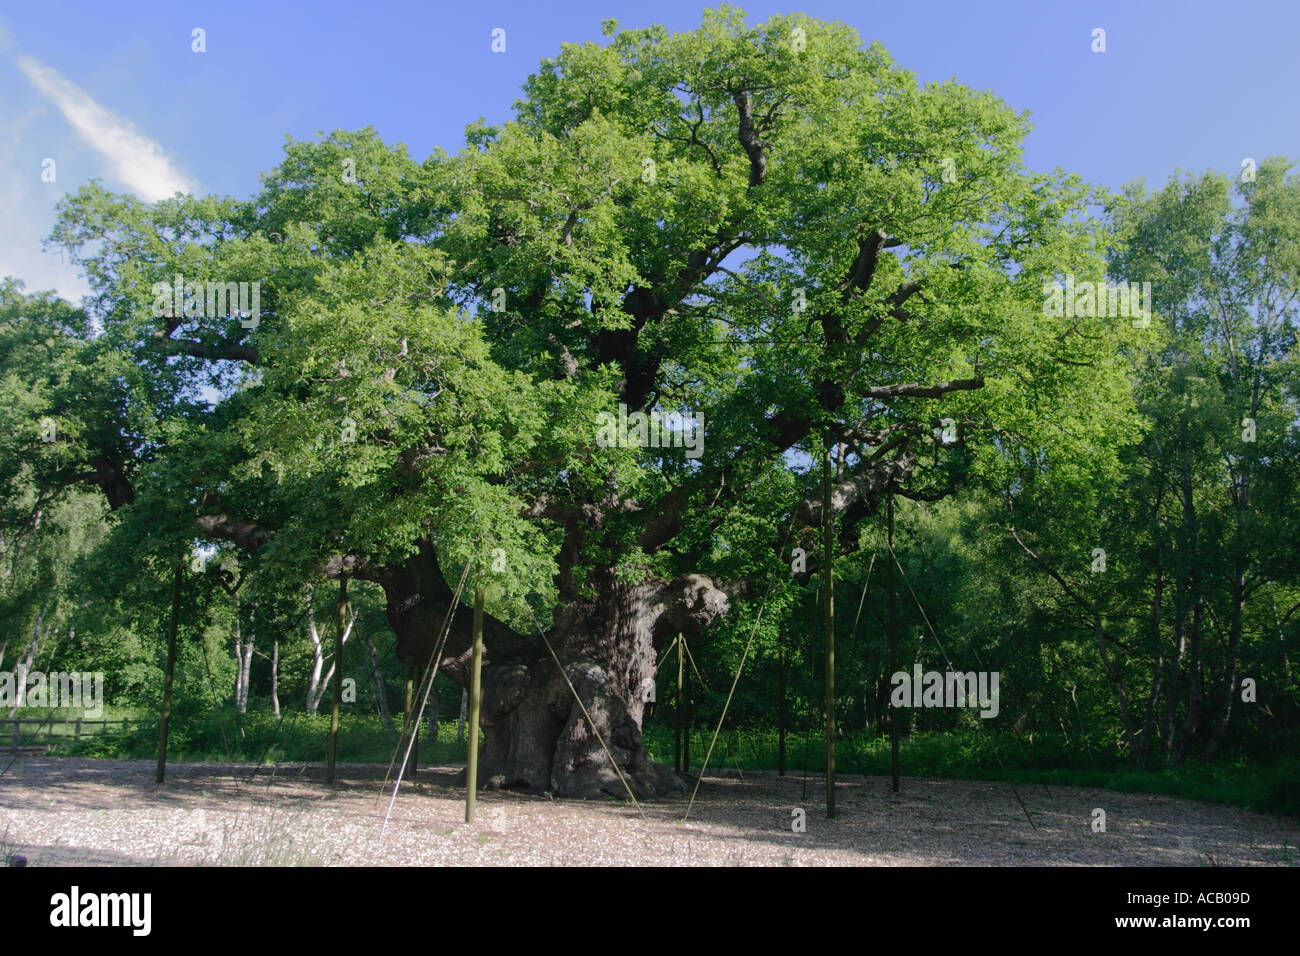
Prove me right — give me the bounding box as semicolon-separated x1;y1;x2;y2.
2;757;1296;866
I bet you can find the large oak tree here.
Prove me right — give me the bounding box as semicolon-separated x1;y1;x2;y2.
26;9;1139;796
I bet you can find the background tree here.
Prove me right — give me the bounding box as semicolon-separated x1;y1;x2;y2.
996;159;1300;766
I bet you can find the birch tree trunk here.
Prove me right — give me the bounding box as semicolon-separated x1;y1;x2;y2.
270;638;281;720
9;607;44;718
238;634;255;714
233;595;243;709
305;588;324;716
306;587;356;717
233;595;255;715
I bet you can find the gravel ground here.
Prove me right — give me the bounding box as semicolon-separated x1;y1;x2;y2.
1;757;1297;866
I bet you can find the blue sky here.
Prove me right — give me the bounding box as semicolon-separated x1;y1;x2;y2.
2;0;1297;301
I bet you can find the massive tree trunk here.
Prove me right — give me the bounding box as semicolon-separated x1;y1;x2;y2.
361;450;909;798
473;571;719;799
374;539;729;799
206;433;912;798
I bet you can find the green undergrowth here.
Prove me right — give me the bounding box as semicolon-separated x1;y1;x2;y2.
27;708;1299;818
45;706;469;766
640;725;1300;819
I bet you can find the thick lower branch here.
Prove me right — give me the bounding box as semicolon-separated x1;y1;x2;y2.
793;451;918;530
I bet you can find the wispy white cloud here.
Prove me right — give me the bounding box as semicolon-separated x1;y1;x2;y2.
0;99;91;303
16;54;196;202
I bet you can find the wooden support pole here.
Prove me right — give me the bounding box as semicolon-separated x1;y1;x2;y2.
823;433;836;818
155;561;183;785
465;582;485;823
412;666;422;774
404;665;414;723
674;635;683;773
889;493;900;794
682;638;691;774
403;663;414;761
398;662;421;773
778;626;786;777
327;577;348;785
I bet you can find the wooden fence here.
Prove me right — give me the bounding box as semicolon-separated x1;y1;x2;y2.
7;717;133;750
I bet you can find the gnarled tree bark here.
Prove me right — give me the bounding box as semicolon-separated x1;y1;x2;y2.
373;537;731;798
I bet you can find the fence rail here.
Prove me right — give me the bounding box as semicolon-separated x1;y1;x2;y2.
7;717;133;748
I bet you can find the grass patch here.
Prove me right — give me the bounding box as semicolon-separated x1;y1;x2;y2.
48;705;473;766
642;724;1300;818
